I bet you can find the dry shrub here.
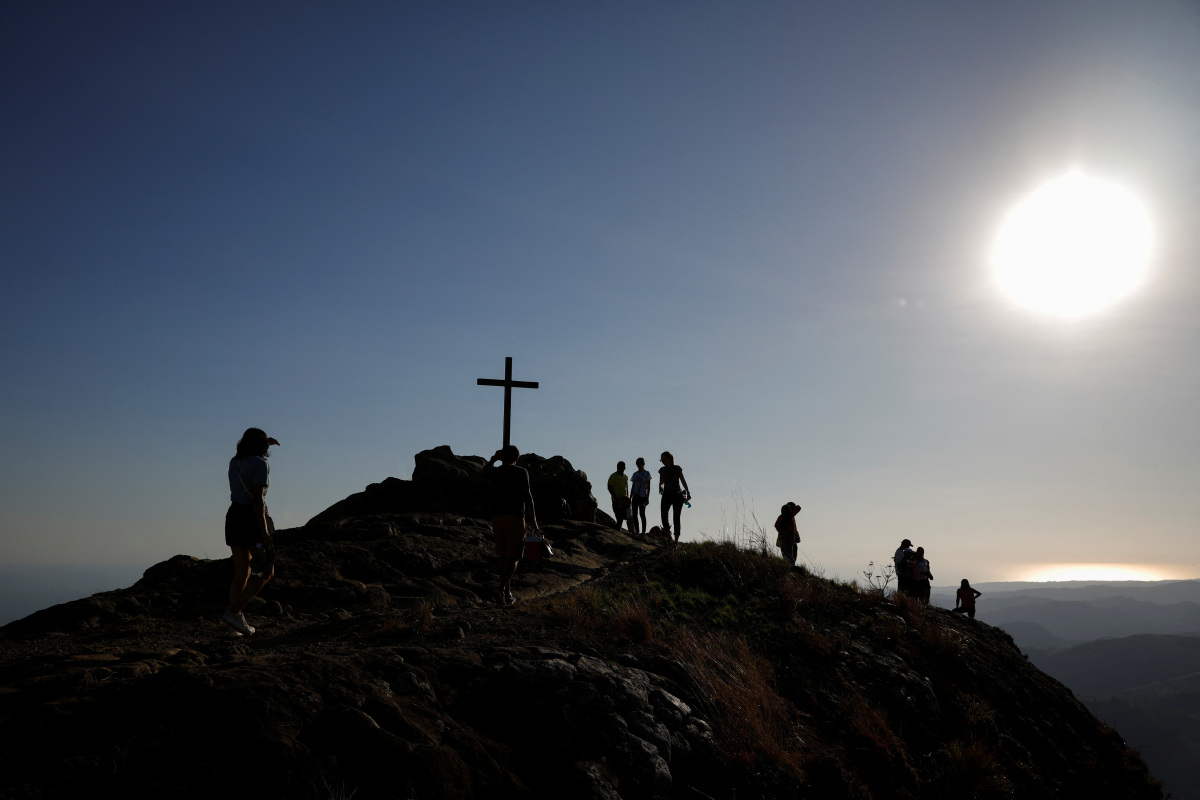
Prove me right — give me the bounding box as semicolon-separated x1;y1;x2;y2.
547;586;655;643
939;740;1009;799
889;589;926;623
844;690;901;759
668;628;803;779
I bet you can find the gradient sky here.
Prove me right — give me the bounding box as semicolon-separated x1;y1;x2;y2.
3;1;1199;585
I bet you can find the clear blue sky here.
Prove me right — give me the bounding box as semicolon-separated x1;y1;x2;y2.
2;1;1198;584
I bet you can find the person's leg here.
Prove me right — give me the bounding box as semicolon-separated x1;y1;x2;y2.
229;547;251;610
967;608;976;619
637;500;647;534
499;557;520;596
660;494;671;535
672;497;683;540
230;559;272;614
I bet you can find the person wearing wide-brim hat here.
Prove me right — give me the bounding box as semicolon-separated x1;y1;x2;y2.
893;538;915;597
774;502;802;566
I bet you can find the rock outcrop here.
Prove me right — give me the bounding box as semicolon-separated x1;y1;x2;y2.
0;448;1164;799
309;446;607;526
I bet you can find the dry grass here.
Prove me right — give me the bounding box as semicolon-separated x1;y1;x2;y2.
668;628;804;780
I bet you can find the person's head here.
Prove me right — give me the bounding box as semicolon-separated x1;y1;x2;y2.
960;579;971;589
636;457;645;469
916;547;924;557
780;503;790;516
660;451;674;466
617;461;626;472
900;538;913;548
496;444;520;464
787;501;801;515
236;428;272;459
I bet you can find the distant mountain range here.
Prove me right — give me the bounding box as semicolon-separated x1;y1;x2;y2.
1026;634;1200;800
930;579;1200;648
924;580;1200;800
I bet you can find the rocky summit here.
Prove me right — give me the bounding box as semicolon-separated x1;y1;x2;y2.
0;448;1163;799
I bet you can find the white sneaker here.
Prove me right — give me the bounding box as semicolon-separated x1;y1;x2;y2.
221;609;254;636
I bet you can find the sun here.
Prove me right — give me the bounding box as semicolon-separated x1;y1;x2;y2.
990;172;1153;317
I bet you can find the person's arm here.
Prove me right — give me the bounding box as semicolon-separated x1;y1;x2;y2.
678;471;690;500
250;484;272;546
524;488;538;530
658;472;663;495
607;477;615;499
973;589;982;599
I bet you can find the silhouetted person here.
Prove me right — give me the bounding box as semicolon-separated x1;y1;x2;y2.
774;502;801;566
223;428;280;636
954;579;982;619
893;538;914;596
486;444;538;606
607;461;631;532
658;451;691;544
630;458;652;535
915;546;933;604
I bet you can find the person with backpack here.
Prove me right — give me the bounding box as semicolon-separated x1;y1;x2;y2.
953;579;982;619
774;502;801;565
486;444;539;606
915;546;933;604
658;451;691;544
222;427;280;637
629;458;652;535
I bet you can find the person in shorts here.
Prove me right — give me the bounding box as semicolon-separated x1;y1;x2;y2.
607;461;631;532
222;427;280;636
487;444;538;606
629;458;652;535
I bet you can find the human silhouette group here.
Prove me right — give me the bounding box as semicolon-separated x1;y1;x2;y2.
222;427;982;629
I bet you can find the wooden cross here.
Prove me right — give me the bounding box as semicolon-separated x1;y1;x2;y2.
476;356;539;449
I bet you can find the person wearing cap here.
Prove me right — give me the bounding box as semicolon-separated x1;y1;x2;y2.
774;502;802;566
222;427;280;636
893;538;915;597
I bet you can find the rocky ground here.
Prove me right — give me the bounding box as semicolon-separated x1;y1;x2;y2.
0;448;1166;799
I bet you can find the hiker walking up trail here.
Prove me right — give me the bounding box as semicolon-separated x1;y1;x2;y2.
915;546;933;604
774;502;801;566
222;428;280;637
893;538;915;597
630;458;652;535
953;579;982;619
486;444;539;607
658;451;691;544
607;461;631;533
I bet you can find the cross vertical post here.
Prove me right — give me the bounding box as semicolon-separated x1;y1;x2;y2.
477;356;539;449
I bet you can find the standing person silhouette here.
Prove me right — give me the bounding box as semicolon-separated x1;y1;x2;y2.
607;461;631;532
953;579;982;619
774;502;801;566
486;444;538;606
893;538;914;597
658;451;691;544
629;458;652;535
915;546;933;604
222;428;280;637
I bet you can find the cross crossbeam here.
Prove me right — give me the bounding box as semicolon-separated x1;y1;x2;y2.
477;356;539;449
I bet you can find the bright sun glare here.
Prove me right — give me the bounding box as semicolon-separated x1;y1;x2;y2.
991;172;1153;318
1020;563;1168;582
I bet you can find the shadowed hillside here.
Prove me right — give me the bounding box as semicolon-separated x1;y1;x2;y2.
0;448;1164;799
